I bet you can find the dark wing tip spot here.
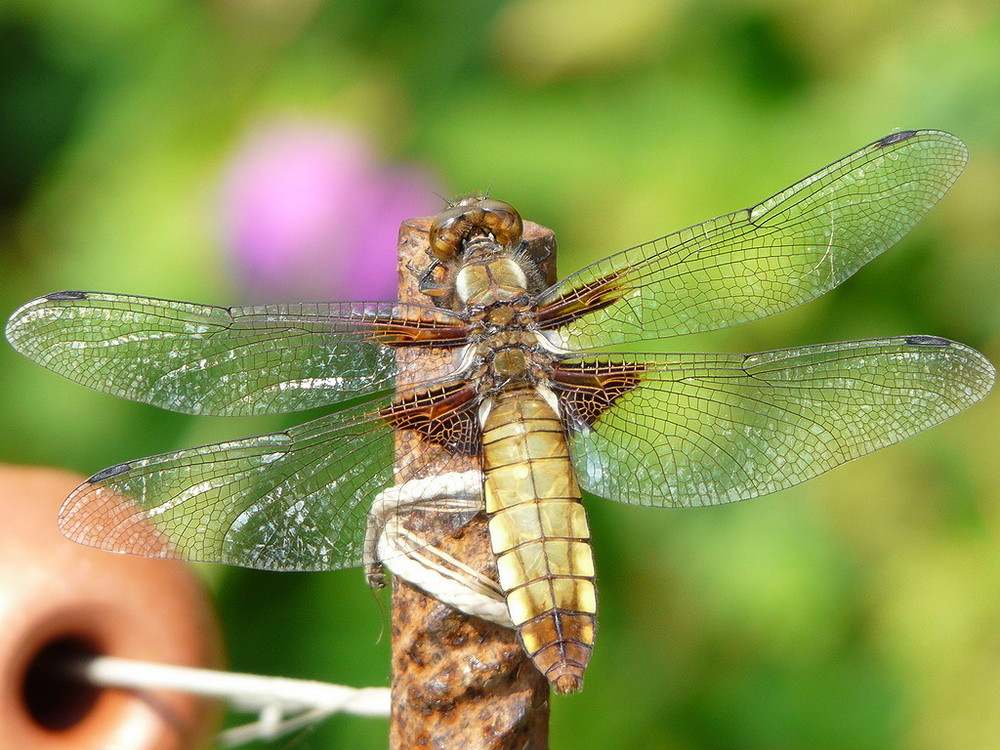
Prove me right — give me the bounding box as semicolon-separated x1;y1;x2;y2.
89;462;132;483
905;334;950;347
876;130;918;148
46;291;89;301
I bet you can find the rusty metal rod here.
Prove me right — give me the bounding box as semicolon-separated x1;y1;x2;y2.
388;214;556;749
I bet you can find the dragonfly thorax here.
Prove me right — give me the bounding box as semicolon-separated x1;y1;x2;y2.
466;322;556;398
455;255;529;305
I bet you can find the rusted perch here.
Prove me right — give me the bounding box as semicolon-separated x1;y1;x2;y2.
389;215;556;750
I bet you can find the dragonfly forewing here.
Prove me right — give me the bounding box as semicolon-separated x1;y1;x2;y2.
538;130;968;349
5;292;468;416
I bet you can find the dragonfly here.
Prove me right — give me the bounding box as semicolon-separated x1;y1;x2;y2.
6;129;995;694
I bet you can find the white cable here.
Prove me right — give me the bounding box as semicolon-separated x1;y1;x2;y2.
371;470;514;626
64;654;390;746
380;523;512;626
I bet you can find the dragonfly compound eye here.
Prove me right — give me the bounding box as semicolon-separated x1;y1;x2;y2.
429;199;524;260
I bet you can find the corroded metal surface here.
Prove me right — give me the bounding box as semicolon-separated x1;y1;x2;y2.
389;523;550;749
389;215;555;750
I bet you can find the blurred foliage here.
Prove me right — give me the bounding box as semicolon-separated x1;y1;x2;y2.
3;0;1000;748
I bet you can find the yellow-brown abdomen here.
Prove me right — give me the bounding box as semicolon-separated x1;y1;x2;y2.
482;388;596;693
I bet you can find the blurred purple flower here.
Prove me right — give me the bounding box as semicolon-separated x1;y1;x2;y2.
219;123;442;302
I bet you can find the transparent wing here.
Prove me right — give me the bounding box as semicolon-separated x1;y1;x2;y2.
537;130;968;349
5;291;468;416
555;337;994;506
57;391;481;571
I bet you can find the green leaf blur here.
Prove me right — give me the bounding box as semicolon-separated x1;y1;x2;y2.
2;1;998;748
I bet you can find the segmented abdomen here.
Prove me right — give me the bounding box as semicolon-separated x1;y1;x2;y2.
481;387;596;693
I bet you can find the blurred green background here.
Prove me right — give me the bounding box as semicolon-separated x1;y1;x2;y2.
2;1;999;748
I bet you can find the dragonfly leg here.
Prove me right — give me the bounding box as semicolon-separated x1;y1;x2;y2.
413;257;453;299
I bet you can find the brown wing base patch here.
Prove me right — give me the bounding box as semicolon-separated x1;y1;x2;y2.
534;271;627;330
367;318;470;347
552;361;645;427
381;383;481;455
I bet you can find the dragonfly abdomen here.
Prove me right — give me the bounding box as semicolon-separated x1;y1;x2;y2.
482;387;596;693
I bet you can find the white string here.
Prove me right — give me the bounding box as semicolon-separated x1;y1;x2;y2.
64;654;390;746
380;523;512;626
373;469;514;627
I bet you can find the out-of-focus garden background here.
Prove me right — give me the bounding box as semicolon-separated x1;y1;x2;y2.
2;1;999;748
